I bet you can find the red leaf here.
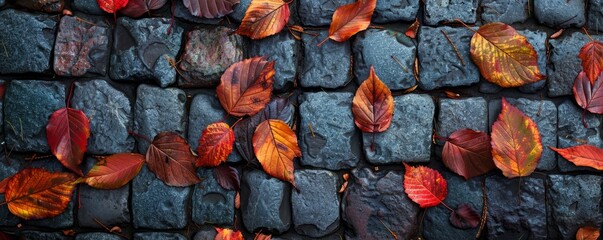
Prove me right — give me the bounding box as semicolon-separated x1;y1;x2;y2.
120;0;167;18
196;122;235;168
235;0;290;40
0;83;5;99
213;164;240;191
146;132;201;187
215;227;243;240
352;66;394;133
327;0;376;43
550;145;603;170
449;203;480;229
579;40;603;85
97;0;129;13
0;176;10;194
442;129;495;180
405;18;420;39
83;153;145;189
183;0;239;18
403;163;447;208
46;108;91;176
576;226;600;240
573;71;603;114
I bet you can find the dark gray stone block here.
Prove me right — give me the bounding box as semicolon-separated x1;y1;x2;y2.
272;232;342;240
299;92;360;170
193;229;216;240
0;0;4;7
229;0;250;22
134;232;187;240
424;0;478;26
133;84;187;153
481;0;528;24
437;97;488;139
373;0;419;23
353;29;416;90
20;231;70;240
72;80;134;154
418;26;479;90
518;29;548;93
557;101;603;172
249;32;300;91
486;175;547;239
534;0;586;28
291;170;340;237
0;9;57;74
298;0;353;26
479;81;502;94
132;166;190;229
72;0;105;14
241;170;291;234
363;94;434;164
547;175;603;240
14;0;64;12
342;169;419;240
76;233;122;240
301;30;352;89
4;80;65;153
192;169;235;226
110;17;184;87
0;156;24;226
588;0;603;32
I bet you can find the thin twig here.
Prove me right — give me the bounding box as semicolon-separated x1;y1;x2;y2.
476;179;488;239
391;55;409;73
378;217;399;240
440;30;465;66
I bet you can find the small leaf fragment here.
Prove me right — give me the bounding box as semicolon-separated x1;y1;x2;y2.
215;227;244;240
405;18;420;39
213;164;240;191
550;145;603;170
449;203;480;229
576;226;600;240
97;0;129;13
183;0;239;18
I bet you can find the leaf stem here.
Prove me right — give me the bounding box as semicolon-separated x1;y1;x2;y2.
440;29;466;66
454;19;477;34
441;201;454;212
583;27;594;41
128;131;152;143
66;81;75;107
316;37;329;47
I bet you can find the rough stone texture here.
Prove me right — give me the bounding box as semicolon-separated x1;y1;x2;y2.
298;0;354;26
249;32;299;91
481;0;529;24
372;0;419;23
0;9;57;74
418;26;479;90
424;0;478;26
342;169;420;239
437;97;488;139
14;0;64;12
488;98;557;171
547;175;603;240
132;165;190;229
588;0;603;32
487;175;547;239
72;80;134;154
241;170;291;234
20;231;70;240
363;94;434;164
534;0;586;28
76;233;122;240
557;101;603;172
110;17;184;87
353;29;416;90
291;170;340;237
272;233;342;240
299;92;360;170
54;16;111;77
301;30;352;89
72;0;104;14
134;232;187;240
0;0;4;6
193;229;216;240
192;169;235;226
0;80;4;143
188;92;242;163
423;171;483;240
228;0;250;22
518;29;548;93
178;27;244;87
173;0;221;24
0;156;23;226
133;84;187;153
479;81;502;94
4;80;65;153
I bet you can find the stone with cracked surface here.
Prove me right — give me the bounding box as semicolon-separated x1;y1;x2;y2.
481;0;528;24
372;0;419;23
249;32;300;92
557;101;603;172
241;170;291;234
192;169;235;226
424;0;478;26
291;170;340;237
301;30;352;89
534;0;586;28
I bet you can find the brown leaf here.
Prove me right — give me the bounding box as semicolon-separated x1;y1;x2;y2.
252;119;301;186
235;0;290;40
213;164;240;191
579;40;603;85
196;122;235;168
444;90;461;99
326;0;376;43
449;203;480;229
352;66;394;133
183;0;239;18
442;129;495;180
576;226;600;240
405;18;420;39
146;132;201;187
550;145;603;170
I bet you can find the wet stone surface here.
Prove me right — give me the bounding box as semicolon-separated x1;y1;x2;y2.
301;30;352;89
424;0;478;25
291;170;340;237
298;0;354;26
249;32;300;92
228;0;251;22
518;29;548;93
13;0;64;12
72;0;104;14
241;170;291;234
133;232;187;240
534;0;586;28
192;168;235;226
588;0;603;32
557;101;603;172
481;0;529;24
76;232;123;240
20;231;70;240
437;97;488;139
372;0;419;23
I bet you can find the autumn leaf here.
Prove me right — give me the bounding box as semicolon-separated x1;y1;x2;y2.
573;71;603;114
97;0;129;13
352;66;394;133
196;122;235;168
449;203;480;229
120;0;167;18
213;164;240;191
146;132;201;187
576;226;600;240
3;168;76;220
235;0;290;40
579;40;603;85
254;233;272;240
215;227;243;240
403;163;447;208
83;153;145;189
442;129;495;180
491;98;542;178
550;145;603;170
405;18;420;39
470;22;545;88
0;176;10;194
46;107;91;176
183;0;239;18
217;57;275;117
323;0;376;44
252;119;300;186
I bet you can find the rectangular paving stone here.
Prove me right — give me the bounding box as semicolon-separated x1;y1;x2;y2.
291;170;340;238
249;32;300;91
76;233;122;240
557;101;603;172
363;94;434;164
437;97;488;140
72;0;104;14
372;0;419;23
588;0;603;32
241;170;291;234
134;232;187;240
424;0;478;26
299;92;360;170
192;169;235;226
298;0;353;26
301;30;352;89
534;0;586;28
481;0;529;24
20;231;71;240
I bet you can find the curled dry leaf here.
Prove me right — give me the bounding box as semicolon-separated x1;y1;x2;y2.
576;226;600;240
254;233;272;240
146;132;201;187
449;203;480;229
235;0;290;39
550;29;564;39
4;168;77;220
442;129;495;180
338;173;349;193
97;0;129;13
120;0;167;18
403;163;447;208
83;153;145;189
579;40;603;85
470;22;545;87
252;119;301;186
405;18;420;39
352;66;394;133
550;145;603;170
183;0;239;18
196;122;235;168
573;71;603;114
444;90;461;99
325;0;376;43
217;57;275;117
215;227;244;240
234;191;240;209
46;107;91;176
213;164;240;191
491;98;542;178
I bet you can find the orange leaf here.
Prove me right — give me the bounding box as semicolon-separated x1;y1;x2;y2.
96;0;129;13
252;119;300;186
470;22;545;87
217;57;275;117
403;163;447;208
4;168;76;220
0;176;11;194
352;66;394;133
327;0;376;43
405;18;420;39
196;122;235;167
576;226;600;240
146;132;201;187
83;153;145;189
442;129;495;180
491;98;542;178
573;71;603;114
254;233;272;240
235;0;290;40
579;40;603;85
550;145;603;170
215;227;243;240
46;107;91;176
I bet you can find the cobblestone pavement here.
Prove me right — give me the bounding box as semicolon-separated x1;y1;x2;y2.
0;0;602;239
